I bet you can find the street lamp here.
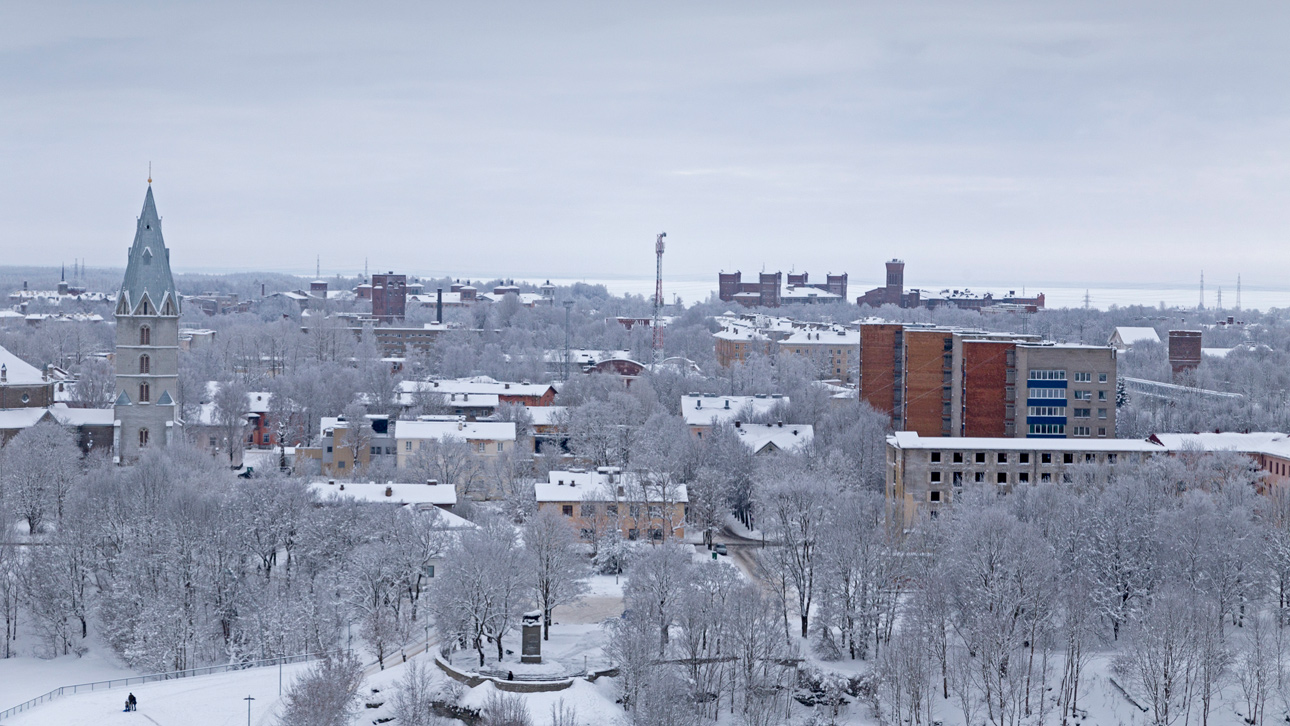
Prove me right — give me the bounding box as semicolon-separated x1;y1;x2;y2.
243;695;255;726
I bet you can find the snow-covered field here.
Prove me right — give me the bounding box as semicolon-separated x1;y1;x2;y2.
0;647;134;710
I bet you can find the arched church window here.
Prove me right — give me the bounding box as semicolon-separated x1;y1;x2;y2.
140;326;151;345
139;354;150;374
139;428;150;447
139;382;150;403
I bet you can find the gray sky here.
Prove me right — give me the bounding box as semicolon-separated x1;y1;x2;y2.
3;1;1288;291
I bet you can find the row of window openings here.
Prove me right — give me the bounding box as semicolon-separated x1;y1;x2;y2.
1027;406;1109;418
1026;424;1106;436
580;527;663;542
928;471;1070;501
401;440;504;453
931;469;1080;488
929;450;1121;466
562;503;664;519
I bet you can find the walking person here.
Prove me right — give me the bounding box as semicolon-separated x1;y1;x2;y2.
128;693;137;711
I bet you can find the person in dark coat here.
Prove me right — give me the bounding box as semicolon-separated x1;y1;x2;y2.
507;671;514;681
127;693;137;711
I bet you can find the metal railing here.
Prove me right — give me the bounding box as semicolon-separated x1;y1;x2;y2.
0;650;341;721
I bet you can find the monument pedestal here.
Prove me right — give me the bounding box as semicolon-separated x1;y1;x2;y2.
521;611;542;664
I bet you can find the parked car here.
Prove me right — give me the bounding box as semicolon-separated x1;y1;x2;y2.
714;543;728;556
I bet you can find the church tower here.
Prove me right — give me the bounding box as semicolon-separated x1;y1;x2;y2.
113;184;181;462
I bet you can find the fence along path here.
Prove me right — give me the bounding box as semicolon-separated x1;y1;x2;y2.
0;650;341;721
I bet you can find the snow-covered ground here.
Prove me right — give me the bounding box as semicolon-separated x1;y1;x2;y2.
0;646;135;710
5;660;316;726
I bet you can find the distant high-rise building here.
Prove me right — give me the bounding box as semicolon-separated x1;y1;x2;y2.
113;185;181;462
371;272;407;322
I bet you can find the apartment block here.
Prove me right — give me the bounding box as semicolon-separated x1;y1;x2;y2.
859;323;1117;439
886;432;1163;522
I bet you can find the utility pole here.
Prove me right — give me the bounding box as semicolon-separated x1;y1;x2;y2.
653;232;667;363
243;695;255;726
563;300;574;381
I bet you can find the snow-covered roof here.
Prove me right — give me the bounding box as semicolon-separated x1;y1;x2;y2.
543;349;632;366
309;480;458;507
48;404;113;427
400;376;555;399
439;392;500;408
1148;432;1290;459
536;468;689;503
1110;327;1160;347
0;345;47;385
524;405;567;427
396;418;517;442
681;394;787;426
733;423;813;454
0;408;56;430
889;431;1165;452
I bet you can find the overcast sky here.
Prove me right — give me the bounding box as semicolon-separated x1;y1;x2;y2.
3;1;1288;291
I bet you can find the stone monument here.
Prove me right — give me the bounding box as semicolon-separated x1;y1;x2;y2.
521;610;542;664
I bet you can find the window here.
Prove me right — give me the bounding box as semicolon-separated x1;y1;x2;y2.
1028;406;1066;417
477;442;485;453
606;505;618;516
425;565;435;578
1029;369;1066;380
1098;408;1108;419
1063;453;1074;464
930;452;941;463
405;441;412;451
139;326;151;345
996;472;1008;484
1041;472;1051;482
326;446;333;453
1073;390;1092;401
21;394;29;403
648;505;663;519
1041;453;1052;464
1074;408;1091;418
629;504;642;518
997;452;1008;464
337;461;346;469
929;491;941;502
1019;453;1030;464
953;472;963;486
930;471;942;483
975;452;986;464
370;446;380;456
953;452;963;463
1073;372;1092;382
1085;453;1095;462
1098;427;1108;437
1028;423;1066;435
974;472;985;483
497;442;504;453
1072;426;1091;437
209;436;217;446
561;505;573;517
628;528;639;540
1108;453;1118;463
138;382;150;403
1099;373;1108;383
139;428;149;447
1029;388;1066;400
1019;472;1029;483
1098;390;1107;401
580;503;596;517
139;354;150;374
262;434;270;444
579;529;594;541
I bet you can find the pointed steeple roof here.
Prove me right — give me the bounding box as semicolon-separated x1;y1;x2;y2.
117;186;180;316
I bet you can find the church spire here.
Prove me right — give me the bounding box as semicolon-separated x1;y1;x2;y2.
117;186;180;317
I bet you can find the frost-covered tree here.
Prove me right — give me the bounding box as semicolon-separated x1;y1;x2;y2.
523;508;589;640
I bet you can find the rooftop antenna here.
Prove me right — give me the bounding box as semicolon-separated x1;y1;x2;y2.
653;232;667;363
1217;287;1223;310
147;162;151;185
1199;270;1205;310
1083;290;1090;309
316;255;321;279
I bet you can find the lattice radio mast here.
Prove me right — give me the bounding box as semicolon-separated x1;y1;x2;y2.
653;232;667;362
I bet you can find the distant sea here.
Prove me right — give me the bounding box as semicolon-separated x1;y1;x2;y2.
538;275;1290;313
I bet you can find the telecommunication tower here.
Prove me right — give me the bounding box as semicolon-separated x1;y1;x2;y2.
653;232;667;360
